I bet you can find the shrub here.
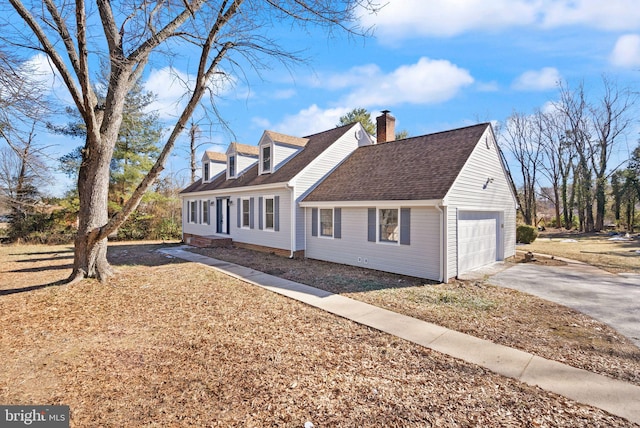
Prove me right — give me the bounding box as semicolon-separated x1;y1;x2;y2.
516;224;538;244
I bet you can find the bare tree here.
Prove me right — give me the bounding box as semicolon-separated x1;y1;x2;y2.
556;81;596;232
0;122;51;221
502;111;542;225
5;0;377;282
587;76;636;231
537;109;575;229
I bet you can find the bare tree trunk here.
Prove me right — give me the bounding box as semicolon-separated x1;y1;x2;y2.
190;124;197;184
70;134;116;282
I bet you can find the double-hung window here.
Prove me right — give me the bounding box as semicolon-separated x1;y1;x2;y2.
228;155;236;178
203;163;210;181
262;145;271;173
189;201;197;223
379;208;399;243
202;200;209;224
265;197;274;230
242;199;250;228
320;209;333;237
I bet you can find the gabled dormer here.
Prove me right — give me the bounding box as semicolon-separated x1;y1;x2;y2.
226;142;259;180
258;131;309;175
201;150;226;182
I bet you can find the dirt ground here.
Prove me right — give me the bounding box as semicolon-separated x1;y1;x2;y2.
0;242;638;427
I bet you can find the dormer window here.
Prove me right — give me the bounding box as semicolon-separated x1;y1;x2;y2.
203;163;210;181
261;145;271;174
228;155;236;178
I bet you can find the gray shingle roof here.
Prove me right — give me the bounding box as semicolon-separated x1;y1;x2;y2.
302;123;490;202
180;124;355;194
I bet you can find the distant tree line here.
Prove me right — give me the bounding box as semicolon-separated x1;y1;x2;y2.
502;77;639;232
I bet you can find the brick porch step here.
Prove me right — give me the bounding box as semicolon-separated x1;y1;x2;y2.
186;235;232;248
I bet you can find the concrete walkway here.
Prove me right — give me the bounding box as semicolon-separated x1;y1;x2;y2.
160;246;640;425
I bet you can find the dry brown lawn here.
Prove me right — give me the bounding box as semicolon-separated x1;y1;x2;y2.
0;242;638;427
191;246;640;388
520;230;640;274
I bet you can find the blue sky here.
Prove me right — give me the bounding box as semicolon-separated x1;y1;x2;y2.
18;0;640;193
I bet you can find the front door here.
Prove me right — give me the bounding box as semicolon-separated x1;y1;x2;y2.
216;198;229;234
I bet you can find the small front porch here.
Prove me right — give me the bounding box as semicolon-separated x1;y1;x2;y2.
184;233;232;248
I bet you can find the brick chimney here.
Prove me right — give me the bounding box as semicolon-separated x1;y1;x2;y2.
376;110;395;143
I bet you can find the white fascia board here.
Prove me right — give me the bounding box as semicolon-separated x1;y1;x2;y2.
182;182;288;198
299;199;443;208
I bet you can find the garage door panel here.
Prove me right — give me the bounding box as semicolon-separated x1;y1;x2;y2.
458;212;499;274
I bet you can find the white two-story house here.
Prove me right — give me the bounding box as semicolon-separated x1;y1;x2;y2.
181;112;517;281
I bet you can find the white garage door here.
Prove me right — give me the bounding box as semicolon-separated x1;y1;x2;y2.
458;211;500;274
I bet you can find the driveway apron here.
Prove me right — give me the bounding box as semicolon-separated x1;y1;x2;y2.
488;262;640;347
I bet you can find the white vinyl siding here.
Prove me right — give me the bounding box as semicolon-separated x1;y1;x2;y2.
306;206;441;280
272;143;301;171
227;189;291;251
292;123;369;250
182;198;216;237
444;128;517;276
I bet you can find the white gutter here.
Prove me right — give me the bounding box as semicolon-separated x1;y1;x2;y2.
299;199;442;208
287;183;296;258
434;203;445;283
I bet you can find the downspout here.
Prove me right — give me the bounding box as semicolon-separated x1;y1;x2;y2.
434;203;445;283
287;183;296;258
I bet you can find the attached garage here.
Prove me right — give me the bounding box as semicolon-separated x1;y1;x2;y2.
458;211;502;274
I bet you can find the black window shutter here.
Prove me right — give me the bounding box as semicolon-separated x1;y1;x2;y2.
367;208;376;242
334;208;341;239
311;208;318;237
400;208;411;245
274;196;280;231
236;198;241;228
258;197;263;230
249;197;255;229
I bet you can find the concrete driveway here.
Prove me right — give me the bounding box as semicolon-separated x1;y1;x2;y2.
486;261;640;348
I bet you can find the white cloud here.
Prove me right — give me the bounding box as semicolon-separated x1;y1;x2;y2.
360;0;640;39
542;0;640;31
270;105;352;137
144;66;233;120
21;54;74;106
360;0;537;39
610;34;640;67
144;67;196;120
512;67;561;91
341;57;473;107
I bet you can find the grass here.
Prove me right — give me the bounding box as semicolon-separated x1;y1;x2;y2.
1;241;639;426
520;230;640;273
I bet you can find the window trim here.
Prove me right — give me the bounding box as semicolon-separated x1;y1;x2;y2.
241;198;251;228
188;200;197;224
378;207;400;244
260;144;272;174
263;196;275;231
228;154;236;179
202;200;210;225
203;162;210;182
319;208;334;238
